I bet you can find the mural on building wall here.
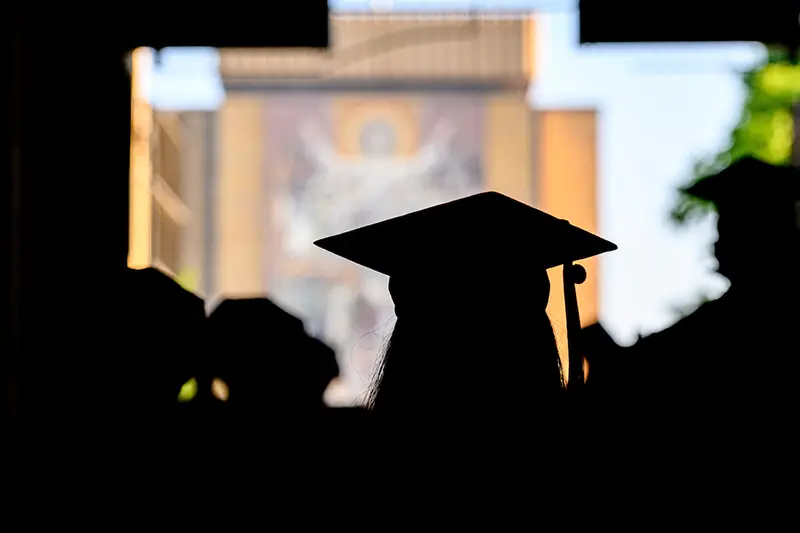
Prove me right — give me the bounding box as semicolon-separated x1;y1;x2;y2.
264;94;486;404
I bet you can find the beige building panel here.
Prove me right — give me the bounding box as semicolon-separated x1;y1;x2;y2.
215;95;266;296
220;16;530;82
536;110;599;375
483;94;535;204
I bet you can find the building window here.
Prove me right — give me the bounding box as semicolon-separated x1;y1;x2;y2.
154;122;182;197
152;203;181;276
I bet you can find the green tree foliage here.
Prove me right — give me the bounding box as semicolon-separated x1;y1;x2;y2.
671;48;800;226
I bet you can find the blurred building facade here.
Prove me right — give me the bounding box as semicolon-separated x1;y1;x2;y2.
149;111;215;294
130;13;602;404
129;48;215;296
132;109;215;295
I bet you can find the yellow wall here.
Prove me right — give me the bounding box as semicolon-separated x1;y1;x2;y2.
483;101;598;373
128;48;153;269
483;94;536;203
522;16;536;82
215;95;266;296
536;110;599;373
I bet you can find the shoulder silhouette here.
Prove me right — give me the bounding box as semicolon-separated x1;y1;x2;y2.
600;157;800;483
208;297;339;418
315;191;617;460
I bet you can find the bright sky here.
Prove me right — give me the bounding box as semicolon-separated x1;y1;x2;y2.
145;0;767;345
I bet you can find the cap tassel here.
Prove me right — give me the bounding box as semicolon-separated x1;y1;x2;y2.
563;263;587;393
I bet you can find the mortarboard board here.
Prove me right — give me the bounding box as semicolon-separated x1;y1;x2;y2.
686;156;800;212
314;191;618;392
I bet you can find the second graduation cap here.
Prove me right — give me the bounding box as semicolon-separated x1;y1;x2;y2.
685;156;800;209
314;191;618;389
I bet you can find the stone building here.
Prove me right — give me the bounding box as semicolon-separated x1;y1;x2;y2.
130;13;601;403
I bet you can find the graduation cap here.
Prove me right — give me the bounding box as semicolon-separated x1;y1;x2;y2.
314;191;618;391
686;156;800;219
208;297;334;367
210;297;305;333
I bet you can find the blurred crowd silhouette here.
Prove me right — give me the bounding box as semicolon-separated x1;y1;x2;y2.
5;156;799;516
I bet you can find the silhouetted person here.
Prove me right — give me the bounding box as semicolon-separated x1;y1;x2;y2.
579;320;638;485
601;157;800;499
208;297;339;419
314;192;617;478
582;322;627;398
630;160;798;399
124;268;208;414
204;297;348;479
41;266;206;481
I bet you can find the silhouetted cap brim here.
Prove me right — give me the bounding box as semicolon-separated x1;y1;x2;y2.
313;191;617;276
686;156;800;205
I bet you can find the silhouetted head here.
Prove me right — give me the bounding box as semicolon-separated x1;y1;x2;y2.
315;192;616;421
122;267;207;413
687;157;800;285
208;298;339;412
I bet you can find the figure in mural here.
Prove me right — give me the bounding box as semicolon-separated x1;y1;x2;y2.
288;117;482;241
275;113;485;404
